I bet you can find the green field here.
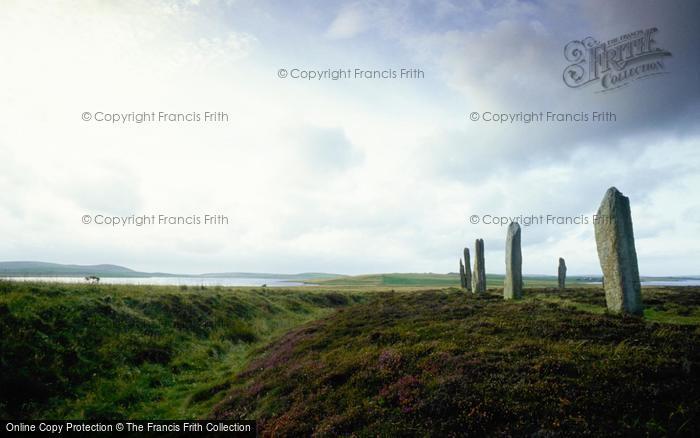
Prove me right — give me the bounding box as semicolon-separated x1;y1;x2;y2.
2;281;699;435
307;272;593;288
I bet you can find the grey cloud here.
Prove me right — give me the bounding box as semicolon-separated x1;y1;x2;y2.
55;166;143;216
294;125;363;172
403;1;700;184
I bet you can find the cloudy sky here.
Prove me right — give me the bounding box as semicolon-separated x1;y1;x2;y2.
1;0;699;276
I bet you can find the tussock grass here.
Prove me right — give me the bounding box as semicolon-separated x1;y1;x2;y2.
0;281;365;419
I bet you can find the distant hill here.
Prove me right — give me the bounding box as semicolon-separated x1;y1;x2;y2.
0;261;341;281
0;261;152;277
2;261;694;284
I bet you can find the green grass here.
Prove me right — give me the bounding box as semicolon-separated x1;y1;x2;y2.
4;280;699;435
309;272;592;288
0;281;366;420
311;273;463;287
213;287;700;436
533;286;700;324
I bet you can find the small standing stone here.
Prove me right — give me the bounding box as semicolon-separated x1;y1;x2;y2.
504;222;522;299
459;259;466;288
472;239;486;293
594;187;643;315
558;258;567;291
463;248;472;292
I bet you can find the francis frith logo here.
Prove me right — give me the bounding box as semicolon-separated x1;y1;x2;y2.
563;27;671;92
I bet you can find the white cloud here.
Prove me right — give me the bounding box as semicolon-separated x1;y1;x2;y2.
326;2;369;39
0;0;698;276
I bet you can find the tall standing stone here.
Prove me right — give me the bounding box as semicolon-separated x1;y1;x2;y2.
463;248;472;292
504;222;522;299
472;239;486;293
459;259;466;288
558;258;567;291
594;187;643;315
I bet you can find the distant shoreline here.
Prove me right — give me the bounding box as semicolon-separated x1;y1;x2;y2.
3;275;700;288
0;276;311;288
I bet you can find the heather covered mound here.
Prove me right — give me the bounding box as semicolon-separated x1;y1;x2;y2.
214;288;700;436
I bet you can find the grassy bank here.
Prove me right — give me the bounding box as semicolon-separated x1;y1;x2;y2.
0;281;365;419
214;287;700;436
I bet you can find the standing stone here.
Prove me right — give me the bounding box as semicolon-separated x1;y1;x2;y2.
472;239;486;293
558;258;567;291
459;259;466;288
594;187;643;315
463;248;472;292
504;222;522;299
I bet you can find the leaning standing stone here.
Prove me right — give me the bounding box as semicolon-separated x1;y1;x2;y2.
594;187;643;315
459;259;466;288
463;248;472;292
504;222;522;299
558;258;567;291
472;239;486;293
